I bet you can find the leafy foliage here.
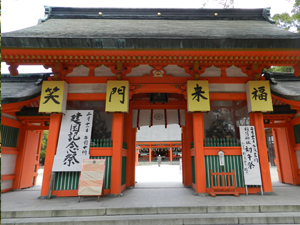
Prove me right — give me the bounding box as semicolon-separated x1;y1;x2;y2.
264;66;294;73
40;130;49;165
272;0;300;33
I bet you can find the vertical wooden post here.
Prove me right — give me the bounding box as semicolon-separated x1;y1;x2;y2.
182;112;193;186
149;148;152;162
111;113;124;194
287;124;299;185
12;127;26;190
33;131;43;186
136;149;139;166
169;147;173;161
125;109;136;187
41;114;62;196
290;118;300;184
193;113;206;193
250;112;272;192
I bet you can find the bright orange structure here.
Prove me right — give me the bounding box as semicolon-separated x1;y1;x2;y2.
1;7;300;197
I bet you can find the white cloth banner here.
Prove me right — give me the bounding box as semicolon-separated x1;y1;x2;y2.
52;110;94;172
132;109;186;128
166;109;179;125
139;109;151;127
152;109;165;126
239;126;262;185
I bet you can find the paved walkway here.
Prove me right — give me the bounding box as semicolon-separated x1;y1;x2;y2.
2;165;300;212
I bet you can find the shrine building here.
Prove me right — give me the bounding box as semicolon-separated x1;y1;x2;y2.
1;7;300;197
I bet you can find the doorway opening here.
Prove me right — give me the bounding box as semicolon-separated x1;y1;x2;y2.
135;124;183;188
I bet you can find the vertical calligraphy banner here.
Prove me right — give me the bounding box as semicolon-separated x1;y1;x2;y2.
187;80;210;112
245;81;273;113
105;80;129;113
239;126;262;185
39;81;68;113
52;110;94;172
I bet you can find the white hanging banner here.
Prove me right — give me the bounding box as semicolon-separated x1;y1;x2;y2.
152;109;165;126
239;126;262;186
52;110;94;172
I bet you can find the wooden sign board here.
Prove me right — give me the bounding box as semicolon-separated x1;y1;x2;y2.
78;159;106;202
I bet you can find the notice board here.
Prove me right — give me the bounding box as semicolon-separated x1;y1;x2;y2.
78;159;106;198
239;126;262;186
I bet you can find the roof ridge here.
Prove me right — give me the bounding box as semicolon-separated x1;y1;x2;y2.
39;6;274;24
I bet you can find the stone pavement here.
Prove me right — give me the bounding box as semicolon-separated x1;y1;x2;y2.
1;165;300;224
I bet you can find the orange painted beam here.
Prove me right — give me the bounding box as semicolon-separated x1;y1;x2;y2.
272;95;300;108
1;174;16;181
68;93;106;101
291;116;300;126
1;147;19;155
131;100;186;110
23;126;49;130
52;189;110;197
250;112;272;192
110;113;124;195
193;113;206;193
210;93;246;101
169;148;173;161
1;117;22;129
1;188;13;193
2;96;40;112
41;114;62;196
204;147;242;155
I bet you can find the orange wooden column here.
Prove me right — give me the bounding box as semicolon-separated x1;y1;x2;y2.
125;109;136;187
41;114;62;196
169;147;173;161
192;113;206;193
149;148;152;162
182;112;193;186
287;122;300;185
12;126;26;190
250;112;272;192
111;113;124;195
136;149;139;166
33;131;43;186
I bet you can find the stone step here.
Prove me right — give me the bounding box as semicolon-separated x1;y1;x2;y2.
2;205;300;219
2;212;300;225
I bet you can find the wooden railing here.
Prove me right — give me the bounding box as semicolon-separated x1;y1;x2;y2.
209;169;239;197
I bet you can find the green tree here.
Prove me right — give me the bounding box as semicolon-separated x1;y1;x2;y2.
40;130;49;165
272;0;300;33
264;66;294;73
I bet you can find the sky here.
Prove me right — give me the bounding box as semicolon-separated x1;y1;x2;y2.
1;0;296;74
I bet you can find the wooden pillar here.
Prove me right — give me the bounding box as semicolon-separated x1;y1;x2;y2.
182;112;193;186
149;148;152;162
41;114;62;196
193;113;206;193
136;149;139;166
287;123;300;185
125;109;136;187
12;126;26;190
111;113;124;194
169;147;173;161
250;112;272;192
33;131;43;186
